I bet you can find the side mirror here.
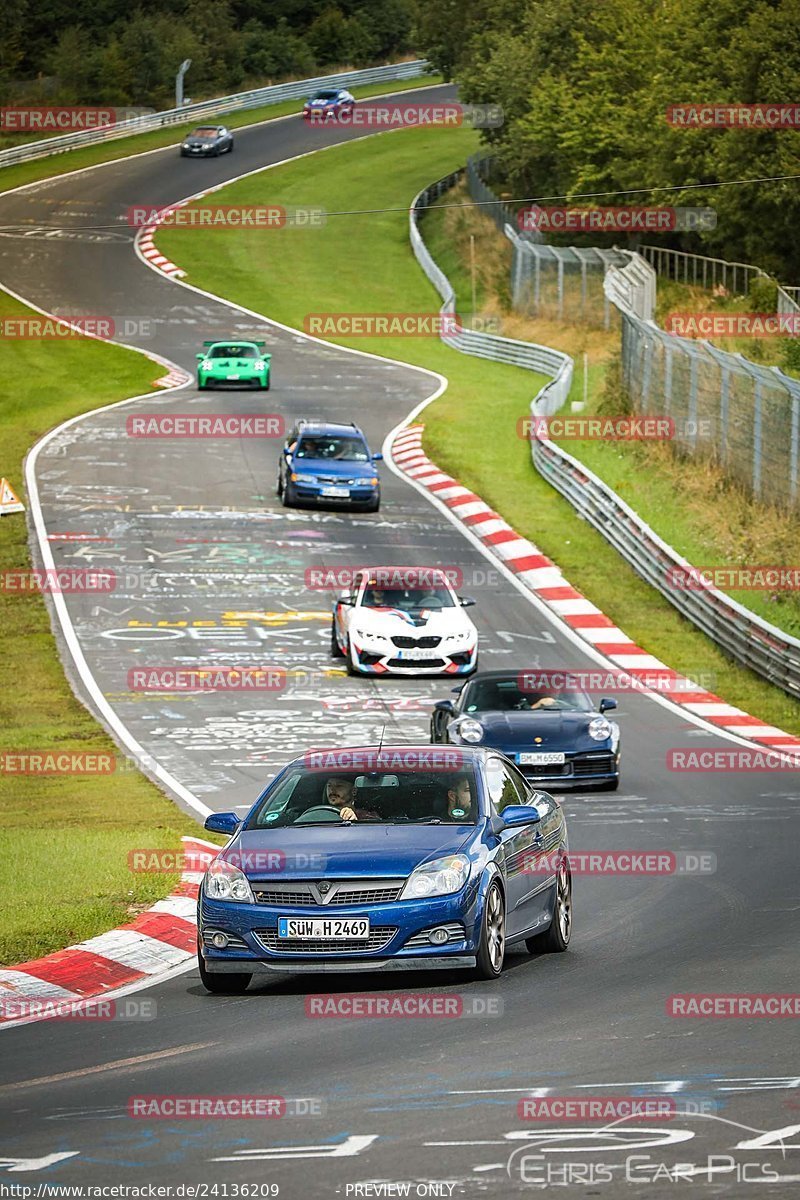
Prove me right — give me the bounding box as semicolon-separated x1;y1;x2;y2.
283;446;292;457
204;811;240;836
498;804;542;829
450;685;464;694
372;452;384;461
337;591;355;605
434;699;455;714
599;697;618;713
196;353;204;361
458;596;476;608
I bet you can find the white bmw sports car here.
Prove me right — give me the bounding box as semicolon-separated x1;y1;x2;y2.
331;568;479;676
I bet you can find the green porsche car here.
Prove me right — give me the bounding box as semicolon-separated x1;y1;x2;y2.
196;340;271;389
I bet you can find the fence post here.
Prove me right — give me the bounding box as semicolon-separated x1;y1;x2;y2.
688;355;698;448
557;257;564;319
720;368;730;466
791;396;799;505
664;340;673;417
753;381;763;498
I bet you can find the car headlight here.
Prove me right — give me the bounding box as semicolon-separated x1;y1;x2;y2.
366;477;379;486
200;359;212;370
182;142;190;149
588;716;612;741
354;628;387;641
400;854;470;899
291;473;316;484
444;631;470;642
204;858;254;903
254;361;265;370
454;717;484;744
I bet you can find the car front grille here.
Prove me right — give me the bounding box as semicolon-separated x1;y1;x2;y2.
573;754;617;776
251;879;404;906
391;636;441;649
386;657;445;669
253;926;397;954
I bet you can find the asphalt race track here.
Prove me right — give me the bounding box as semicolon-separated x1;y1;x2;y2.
0;87;798;1195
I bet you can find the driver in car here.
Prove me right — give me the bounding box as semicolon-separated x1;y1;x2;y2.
325;777;378;822
445;776;473;821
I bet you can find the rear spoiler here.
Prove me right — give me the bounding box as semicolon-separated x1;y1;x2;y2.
202;340;267;347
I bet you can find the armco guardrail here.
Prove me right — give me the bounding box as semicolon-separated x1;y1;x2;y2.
0;60;431;169
530;436;800;701
413;166;800;702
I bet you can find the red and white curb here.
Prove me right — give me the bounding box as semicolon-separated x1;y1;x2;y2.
0;837;217;1024
153;363;193;388
138;223;185;278
391;424;800;757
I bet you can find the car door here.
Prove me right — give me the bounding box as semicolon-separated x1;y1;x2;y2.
430;683;465;742
485;756;541;937
509;770;566;932
334;570;363;649
280;425;298;489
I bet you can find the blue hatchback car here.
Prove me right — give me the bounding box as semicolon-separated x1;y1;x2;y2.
197;745;571;993
277;419;382;511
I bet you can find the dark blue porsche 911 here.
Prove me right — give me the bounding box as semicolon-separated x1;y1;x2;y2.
197;746;571;993
430;670;621;791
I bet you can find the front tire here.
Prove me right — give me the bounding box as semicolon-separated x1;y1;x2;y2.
198;947;252;994
473;880;505;979
345;638;358;675
526;859;572;953
331;619;344;657
281;480;296;508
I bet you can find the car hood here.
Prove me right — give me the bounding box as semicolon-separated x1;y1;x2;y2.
307;98;337;107
291;456;374;478
458;709;615;749
355;606;473;634
186;139;215;146
223;824;474;880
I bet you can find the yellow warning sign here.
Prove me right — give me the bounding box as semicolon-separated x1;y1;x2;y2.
0;478;24;516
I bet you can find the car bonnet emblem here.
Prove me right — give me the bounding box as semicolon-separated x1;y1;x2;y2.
318;881;332;894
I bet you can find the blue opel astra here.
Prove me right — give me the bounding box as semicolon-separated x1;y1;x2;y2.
197;745;572;993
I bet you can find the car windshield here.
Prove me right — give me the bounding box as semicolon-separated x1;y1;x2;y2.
361;584;455;611
247;767;479;826
295;436;369;462
190;128;217;138
462;678;593;712
209;345;259;358
313;91;340;100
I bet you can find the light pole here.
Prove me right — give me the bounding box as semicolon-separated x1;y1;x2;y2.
176;59;192;109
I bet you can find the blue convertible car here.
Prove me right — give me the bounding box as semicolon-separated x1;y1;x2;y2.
197;745;571;993
430;670;621;791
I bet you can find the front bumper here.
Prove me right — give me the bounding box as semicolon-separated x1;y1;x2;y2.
197;370;267;388
512;748;620;788
350;640;477;676
198;889;480;974
291;479;379;507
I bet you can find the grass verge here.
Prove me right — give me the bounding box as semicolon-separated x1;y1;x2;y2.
0;75;443;197
158;126;800;736
0;293;209;965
